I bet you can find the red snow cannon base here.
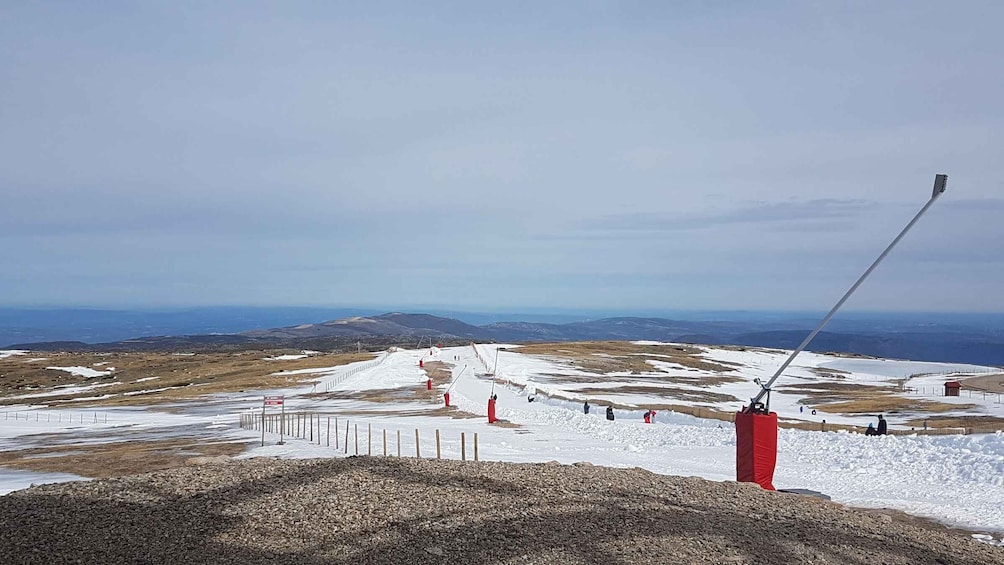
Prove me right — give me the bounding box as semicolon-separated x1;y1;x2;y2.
735;409;778;491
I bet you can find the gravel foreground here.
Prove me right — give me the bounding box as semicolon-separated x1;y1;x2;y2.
1;457;1001;565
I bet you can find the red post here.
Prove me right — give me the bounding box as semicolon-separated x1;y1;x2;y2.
426;378;432;390
444;392;451;407
419;359;424;368
487;397;497;423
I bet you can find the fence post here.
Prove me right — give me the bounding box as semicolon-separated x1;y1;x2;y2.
461;432;466;461
474;433;479;461
436;429;441;460
354;424;359;455
335;417;339;449
383;429;387;456
397;430;402;457
344;421;350;454
327;417;331;447
310;413;314;442
368;424;372;455
415;429;421;458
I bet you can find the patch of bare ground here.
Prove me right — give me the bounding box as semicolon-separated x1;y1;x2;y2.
573;385;740;404
4;457;1001;564
514;341;738;374
904;415;1004;433
818;396;976;415
809;367;852;379
960;373;1004;393
539;371;745;388
310;407;481;419
776;383;978;417
820;351;879;359
488;419;522;428
0;351;377;407
0;438;247;478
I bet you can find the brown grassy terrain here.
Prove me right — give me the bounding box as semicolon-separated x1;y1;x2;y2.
776;381;985;418
904;414;1004;433
960;373;1004;393
514;341;740;375
817;396;974;415
0;351;376;407
0;437;247;478
573;384;740;404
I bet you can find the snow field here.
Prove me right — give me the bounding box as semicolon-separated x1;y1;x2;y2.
2;344;1002;537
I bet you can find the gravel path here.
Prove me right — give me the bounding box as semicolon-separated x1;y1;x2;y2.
1;456;1000;565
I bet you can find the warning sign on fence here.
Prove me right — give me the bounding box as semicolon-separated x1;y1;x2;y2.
264;395;284;407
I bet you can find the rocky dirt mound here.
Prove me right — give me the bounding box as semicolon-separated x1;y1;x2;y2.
0;457;1000;565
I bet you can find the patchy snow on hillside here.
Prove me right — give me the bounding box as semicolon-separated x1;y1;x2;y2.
3;343;1002;537
45;366;114;379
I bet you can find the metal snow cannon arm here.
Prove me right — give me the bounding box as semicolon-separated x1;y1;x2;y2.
744;174;948;413
736;174;948;491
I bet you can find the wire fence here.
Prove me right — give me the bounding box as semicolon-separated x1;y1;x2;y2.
317;350;392;393
2;409;109;424
239;410;481;462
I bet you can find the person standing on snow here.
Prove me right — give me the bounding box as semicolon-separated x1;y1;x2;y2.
606;406;615;421
877;414;888;436
583;401;590;414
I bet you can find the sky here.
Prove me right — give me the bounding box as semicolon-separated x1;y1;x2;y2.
2;1;1003;312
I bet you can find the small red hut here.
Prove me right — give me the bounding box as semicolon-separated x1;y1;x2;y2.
944;381;962;397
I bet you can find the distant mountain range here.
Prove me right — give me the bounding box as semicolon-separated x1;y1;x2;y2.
6;311;1004;366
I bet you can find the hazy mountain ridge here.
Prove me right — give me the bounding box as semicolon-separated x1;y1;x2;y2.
6;311;1004;365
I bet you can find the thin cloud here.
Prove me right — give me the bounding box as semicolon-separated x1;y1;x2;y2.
585;199;874;233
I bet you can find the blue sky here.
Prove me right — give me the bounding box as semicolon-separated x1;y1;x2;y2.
2;1;1002;312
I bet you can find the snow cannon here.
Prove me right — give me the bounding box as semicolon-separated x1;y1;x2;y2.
444;392;450;407
426;378;432;390
487;397;497;423
735;404;778;491
733;174;948;492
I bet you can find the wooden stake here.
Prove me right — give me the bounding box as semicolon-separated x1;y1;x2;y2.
310;413;314;442
383;429;387;456
415;429;421;458
327;417;331;447
335;417;339;449
344;420;350;454
368;423;372;456
435;429;441;459
474;432;479;461
397;430;401;457
461;432;466;461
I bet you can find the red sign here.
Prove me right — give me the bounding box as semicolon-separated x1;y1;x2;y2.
263;395;284;406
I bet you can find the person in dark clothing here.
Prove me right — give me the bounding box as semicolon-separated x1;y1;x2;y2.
865;423;876;436
877;414;887;435
605;406;615;421
583;401;590;414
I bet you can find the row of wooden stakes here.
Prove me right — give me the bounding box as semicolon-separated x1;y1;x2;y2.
239;411;480;461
